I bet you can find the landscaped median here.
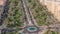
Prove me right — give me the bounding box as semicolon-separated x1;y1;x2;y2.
26;0;54;26
4;0;24;28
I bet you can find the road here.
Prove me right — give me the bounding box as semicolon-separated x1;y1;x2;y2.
21;0;35;26
0;0;10;25
21;0;60;34
20;0;59;34
1;0;60;34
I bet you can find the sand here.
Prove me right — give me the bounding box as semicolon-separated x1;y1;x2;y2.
40;0;60;21
0;0;6;6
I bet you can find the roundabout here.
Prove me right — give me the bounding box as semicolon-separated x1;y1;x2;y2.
25;26;39;33
27;26;37;32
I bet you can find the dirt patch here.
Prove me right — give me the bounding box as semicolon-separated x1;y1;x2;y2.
39;0;60;22
0;0;6;6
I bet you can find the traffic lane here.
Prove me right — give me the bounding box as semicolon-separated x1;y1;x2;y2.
0;0;10;25
21;0;30;25
21;0;35;24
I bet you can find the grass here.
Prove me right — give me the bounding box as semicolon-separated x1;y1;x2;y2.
45;29;58;34
26;0;54;26
4;0;24;27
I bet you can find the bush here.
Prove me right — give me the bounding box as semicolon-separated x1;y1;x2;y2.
8;16;13;21
6;0;23;27
27;0;53;26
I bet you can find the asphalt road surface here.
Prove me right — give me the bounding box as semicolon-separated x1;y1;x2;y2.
0;0;10;25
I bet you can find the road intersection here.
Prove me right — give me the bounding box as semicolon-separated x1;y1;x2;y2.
0;0;60;34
